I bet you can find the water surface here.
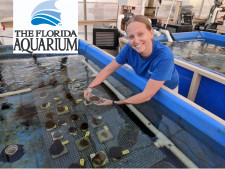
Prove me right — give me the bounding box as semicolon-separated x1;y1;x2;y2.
164;40;225;75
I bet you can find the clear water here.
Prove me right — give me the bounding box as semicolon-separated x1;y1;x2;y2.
0;53;225;168
164;40;225;75
0;55;87;167
0;55;165;168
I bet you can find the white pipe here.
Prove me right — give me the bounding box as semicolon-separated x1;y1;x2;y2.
81;59;198;168
154;29;161;36
0;22;4;45
210;7;222;23
118;29;127;37
0;88;32;98
117;14;124;32
141;0;147;15
165;0;175;28
159;28;173;42
155;0;159;18
150;19;173;42
117;14;127;37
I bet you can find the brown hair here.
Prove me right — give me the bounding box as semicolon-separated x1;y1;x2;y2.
126;15;152;31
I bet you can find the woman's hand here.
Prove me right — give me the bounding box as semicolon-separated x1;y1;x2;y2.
94;98;113;106
84;87;93;100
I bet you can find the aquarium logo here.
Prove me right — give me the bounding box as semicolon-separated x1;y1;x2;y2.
13;0;78;54
31;0;61;26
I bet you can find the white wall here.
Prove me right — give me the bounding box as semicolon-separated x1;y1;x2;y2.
0;0;13;20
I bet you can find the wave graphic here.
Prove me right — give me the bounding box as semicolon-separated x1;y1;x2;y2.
31;0;61;26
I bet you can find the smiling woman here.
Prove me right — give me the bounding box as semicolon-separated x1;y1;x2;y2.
84;15;179;106
126;17;154;58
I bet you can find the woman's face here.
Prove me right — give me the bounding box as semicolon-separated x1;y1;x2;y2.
126;21;154;58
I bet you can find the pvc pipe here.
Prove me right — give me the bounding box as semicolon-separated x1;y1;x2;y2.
118;29;127;37
117;14;124;31
155;0;160;18
81;59;198;168
141;0;147;15
210;7;222;24
0;22;4;45
165;0;175;28
117;14;127;37
154;29;161;36
0;88;32;98
159;28;173;42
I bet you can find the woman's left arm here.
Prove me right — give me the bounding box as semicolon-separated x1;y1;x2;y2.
95;79;164;106
117;79;165;104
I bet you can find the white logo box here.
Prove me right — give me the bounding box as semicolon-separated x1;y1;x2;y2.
13;0;78;54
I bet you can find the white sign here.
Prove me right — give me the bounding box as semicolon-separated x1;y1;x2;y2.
13;0;78;54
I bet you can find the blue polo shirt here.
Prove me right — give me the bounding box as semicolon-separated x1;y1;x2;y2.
115;41;179;89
